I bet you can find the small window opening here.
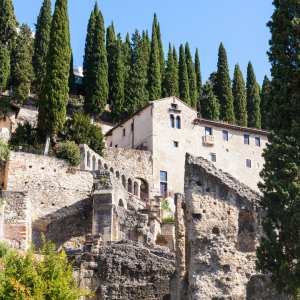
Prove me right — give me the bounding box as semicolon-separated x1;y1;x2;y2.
131;123;134;132
123;128;126;137
205;127;212;136
255;137;260;147
174;141;178;148
115;144;118;148
29;166;32;168
176;116;181;129
211;154;216;162
192;214;202;221
244;134;250;145
212;227;220;235
170;115;175;128
246;159;251;168
222;130;228;141
171;104;177;109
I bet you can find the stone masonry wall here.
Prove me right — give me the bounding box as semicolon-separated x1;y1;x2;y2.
4;151;94;249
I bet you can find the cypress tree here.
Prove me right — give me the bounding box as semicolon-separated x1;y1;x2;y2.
260;75;270;130
185;42;197;109
146;30;151;56
122;32;132;110
256;2;300;298
84;10;108;116
201;81;219;121
148;21;161;100
82;3;97;96
215;43;235;124
173;45;179;97
106;22;116;102
10;23;35;104
32;0;51;94
0;43;10;92
68;52;76;94
178;44;190;105
110;34;124;123
195;48;202;112
246;61;261;129
232;64;247;127
163;43;179;97
156;22;165;84
37;0;71;139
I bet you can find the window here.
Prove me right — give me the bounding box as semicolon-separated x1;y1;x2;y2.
255;137;260;147
176;116;181;129
211;154;216;162
170;115;175;128
174;141;178;147
160;171;167;197
222;130;228;141
115;144;118;148
123;128;126;137
171;104;177;109
131;123;133;132
160;171;167;182
205;127;212;136
246;159;251;168
244;134;249;145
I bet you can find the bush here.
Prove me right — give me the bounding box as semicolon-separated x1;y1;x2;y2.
161;199;171;212
0;140;10;161
54;140;82;166
162;216;175;223
0;242;10;259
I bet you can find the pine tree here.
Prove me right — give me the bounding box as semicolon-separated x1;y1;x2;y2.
10;24;35;104
37;0;71;139
163;43;179;97
256;3;300;298
84;10;108;116
110;34;124;123
232;64;247;127
178;44;190;105
195;48;202;112
201;81;219;121
215;43;235;124
68;52;76;94
32;0;51;94
156;22;165;84
106;22;116;102
260;75;270;130
122;32;132;110
185;42;197;109
148;21;161;100
82;3;97;96
246;61;261;129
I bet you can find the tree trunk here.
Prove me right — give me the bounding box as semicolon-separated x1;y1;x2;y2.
44;134;50;156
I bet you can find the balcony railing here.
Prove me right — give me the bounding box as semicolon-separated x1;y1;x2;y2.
203;135;215;145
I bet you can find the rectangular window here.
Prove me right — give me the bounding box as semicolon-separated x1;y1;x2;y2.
174;141;178;147
246;159;251;168
255;137;260;147
205;127;212;136
171;104;177;109
115;144;118;148
123;129;126;137
244;134;249;145
160;171;167;182
131;123;133;132
211;154;216;162
222;130;228;141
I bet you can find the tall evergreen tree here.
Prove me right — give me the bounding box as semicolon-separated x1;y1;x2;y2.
110;34;124;123
84;10;108;116
215;43;235;124
201;81;219;121
178;44;190;105
82;3;97;96
260;75;270;130
37;0;71;140
173;45;179;97
106;22;116;102
122;32;132;110
68;52;76;94
10;24;35;104
232;64;247;127
246;61;261;129
0;44;10;92
156;22;165;84
148;21;161;100
195;48;202;112
32;0;51;93
256;2;300;298
146;30;151;56
163;43;179;97
185;42;197;109
126;29;149;115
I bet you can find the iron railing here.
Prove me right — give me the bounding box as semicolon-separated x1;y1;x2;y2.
14;146;55;157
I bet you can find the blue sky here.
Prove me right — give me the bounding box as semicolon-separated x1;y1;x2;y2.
13;0;274;86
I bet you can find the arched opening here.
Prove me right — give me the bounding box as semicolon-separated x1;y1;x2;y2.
138;178;148;200
212;227;220;235
128;178;132;193
118;199;124;207
176;116;181;129
116;171;120;179
87;152;91;168
98;159;102;170
92;156;96;170
134;182;138;196
110;167;114;173
122;175;126;189
170;115;174;128
236;209;255;252
104;164;108;170
109;141;112;147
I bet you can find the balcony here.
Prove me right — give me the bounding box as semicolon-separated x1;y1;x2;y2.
203;135;215;145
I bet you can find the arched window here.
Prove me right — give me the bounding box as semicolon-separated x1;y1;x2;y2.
92;156;96;170
122;175;126;189
87;152;91;168
98;159;102;170
110;167;114;173
176;116;181;129
134;182;138;196
128;178;132;193
104;164;108;170
116;171;120;179
170;115;174;128
118;199;124;207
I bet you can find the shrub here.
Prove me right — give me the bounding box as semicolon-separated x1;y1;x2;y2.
161;199;171;212
162;216;175;223
0;140;10;161
54;141;82;166
0;242;10;259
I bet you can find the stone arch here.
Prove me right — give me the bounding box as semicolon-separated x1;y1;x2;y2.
122;175;126;189
104;163;108;170
98;159;102;170
176;116;181;129
87;151;91;168
137;178;148;200
170;114;175;128
128;178;132;193
118;199;124;207
236;209;255;252
110;167;114;173
92;156;96;170
116;171;120;179
134;182;138;196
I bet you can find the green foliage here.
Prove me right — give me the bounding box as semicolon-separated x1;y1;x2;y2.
215;43;235;124
162;216;174;223
0;0;18;45
0;140;10;161
106;21;116;102
32;0;51;94
161;199;171;212
84;9;108;116
0;242;10;260
232;64;247;127
37;0;71;137
260;75;270;130
68;52;76;94
246;61;261;129
195;48;202;112
156;22;165;85
122;32;132;111
172;45;179;97
99;178;106;184
54;140;81;166
201;81;219;121
0;44;10;92
178;44;190;105
0;97;10;121
185;42;197;109
10;23;35;104
0;236;93;299
58;110;105;156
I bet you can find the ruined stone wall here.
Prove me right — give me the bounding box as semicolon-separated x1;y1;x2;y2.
12;106;38;132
